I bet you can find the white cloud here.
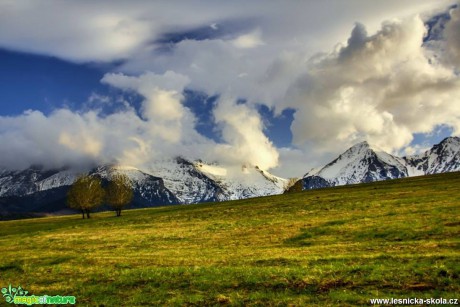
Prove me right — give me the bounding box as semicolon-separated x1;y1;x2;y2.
0;1;153;62
213;97;279;170
0;109;128;169
270;147;314;178
102;71;192;143
0;104;196;170
231;29;264;49
283;16;460;157
401;144;431;156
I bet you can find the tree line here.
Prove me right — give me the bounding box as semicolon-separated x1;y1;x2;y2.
67;174;133;218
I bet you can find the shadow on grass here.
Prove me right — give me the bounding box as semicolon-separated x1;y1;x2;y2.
0;261;24;273
283;219;350;246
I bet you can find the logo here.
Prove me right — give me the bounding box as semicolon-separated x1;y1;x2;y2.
1;285;76;305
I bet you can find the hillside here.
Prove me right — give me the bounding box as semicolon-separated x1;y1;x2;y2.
0;172;459;305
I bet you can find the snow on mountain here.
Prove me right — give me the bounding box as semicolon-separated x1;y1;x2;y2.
142;157;286;203
35;169;80;192
405;136;460;175
303;141;408;189
2;136;457;215
143;157;225;204
0;156;287;215
302;137;460;190
0;166;79;197
195;163;287;200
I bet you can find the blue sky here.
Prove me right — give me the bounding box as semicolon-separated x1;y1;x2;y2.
0;0;458;176
0;49;109;115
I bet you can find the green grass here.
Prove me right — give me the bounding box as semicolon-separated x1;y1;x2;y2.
0;172;459;306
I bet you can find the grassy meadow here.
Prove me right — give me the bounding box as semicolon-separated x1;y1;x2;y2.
0;172;459;306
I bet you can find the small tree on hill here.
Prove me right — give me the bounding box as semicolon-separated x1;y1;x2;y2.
67;175;105;219
106;174;133;217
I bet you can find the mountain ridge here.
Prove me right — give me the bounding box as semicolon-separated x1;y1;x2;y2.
0;157;286;216
301;136;460;190
1;137;459;217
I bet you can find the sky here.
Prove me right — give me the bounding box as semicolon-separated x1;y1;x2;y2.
0;0;459;177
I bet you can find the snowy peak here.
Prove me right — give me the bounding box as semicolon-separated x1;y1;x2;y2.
346;140;370;153
429;136;460;161
255;166;287;187
306;141;407;186
194;161;287;200
337;140;392;160
342;140;385;155
303;136;460;190
405;137;460;175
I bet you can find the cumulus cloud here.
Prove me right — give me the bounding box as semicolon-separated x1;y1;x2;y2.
284;15;460;155
0;72;281;172
0;108;142;169
213;97;279;170
0;101;199;170
101;71;192;143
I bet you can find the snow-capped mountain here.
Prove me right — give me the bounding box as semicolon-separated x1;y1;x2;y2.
0;165;179;216
137;157;286;204
404;137;460;175
2;137;458;217
144;158;226;204
0;157;286;216
195;162;287;200
302;137;460;190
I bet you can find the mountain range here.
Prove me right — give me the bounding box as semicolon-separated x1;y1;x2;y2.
0;157;287;218
0;136;459;218
301;136;460;189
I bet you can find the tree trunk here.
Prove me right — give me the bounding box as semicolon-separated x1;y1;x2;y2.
116;209;121;217
86;210;90;219
82;210;85;219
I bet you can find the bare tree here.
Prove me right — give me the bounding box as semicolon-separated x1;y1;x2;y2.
67;175;105;219
106;174;133;217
